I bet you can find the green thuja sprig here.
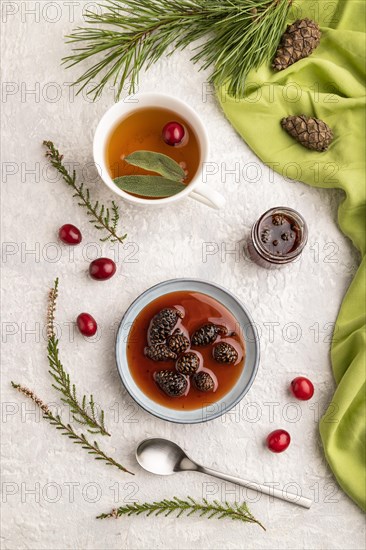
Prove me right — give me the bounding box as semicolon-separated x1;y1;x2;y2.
11;382;133;475
47;278;110;436
97;497;264;528
43;141;126;243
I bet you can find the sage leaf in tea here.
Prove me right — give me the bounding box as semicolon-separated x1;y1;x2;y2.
124;150;186;181
114;175;186;198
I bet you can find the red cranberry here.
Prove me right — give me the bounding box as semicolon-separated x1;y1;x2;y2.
266;429;291;453
59;224;82;245
290;377;314;400
162;121;186;146
77;313;97;337
89;258;116;280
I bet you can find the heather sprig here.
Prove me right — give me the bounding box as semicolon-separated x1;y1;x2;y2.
97;497;264;528
46;278;110;436
11;382;133;475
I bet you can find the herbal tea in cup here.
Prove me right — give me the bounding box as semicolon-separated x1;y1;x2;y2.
106;106;201;199
93;93;225;209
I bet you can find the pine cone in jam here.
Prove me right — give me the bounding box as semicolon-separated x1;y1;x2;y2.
281;114;333;152
212;342;238;364
272;214;285;226
154;370;188;397
176;352;200;375
144;344;177;362
191;324;228;347
167;330;190;355
148;308;184;345
193;371;215;392
273;18;321;71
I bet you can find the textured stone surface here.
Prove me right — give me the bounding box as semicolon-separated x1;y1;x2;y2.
1;3;365;549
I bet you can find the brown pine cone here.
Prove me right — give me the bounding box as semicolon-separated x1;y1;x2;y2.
281;114;333;152
176;352;200;375
167;330;190;355
193;371;215;392
144;344;177;362
273;18;321;71
148;308;184;345
212;342;238;364
154;370;188;397
191;324;228;347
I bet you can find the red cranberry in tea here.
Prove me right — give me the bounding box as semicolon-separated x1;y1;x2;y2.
290;377;314;400
89;258;116;280
266;429;291;453
77;312;97;337
162;121;186;146
58;224;82;245
154;370;188;397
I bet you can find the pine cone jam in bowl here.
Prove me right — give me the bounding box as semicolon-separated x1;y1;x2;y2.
116;279;260;423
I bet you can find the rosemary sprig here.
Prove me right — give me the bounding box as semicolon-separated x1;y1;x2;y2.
63;0;292;100
11;382;133;475
97;496;264;528
47;278;110;436
44;140;126;243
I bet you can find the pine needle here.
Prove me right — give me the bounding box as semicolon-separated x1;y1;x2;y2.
97;496;265;528
63;0;292;101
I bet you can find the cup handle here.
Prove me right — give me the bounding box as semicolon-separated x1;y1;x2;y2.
189;183;226;210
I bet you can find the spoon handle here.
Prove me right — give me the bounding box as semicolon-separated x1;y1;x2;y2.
196;465;312;509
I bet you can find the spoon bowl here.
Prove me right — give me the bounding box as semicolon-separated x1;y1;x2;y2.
136;438;189;475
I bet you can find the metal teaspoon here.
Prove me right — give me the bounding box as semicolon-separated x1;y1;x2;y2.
136;437;312;509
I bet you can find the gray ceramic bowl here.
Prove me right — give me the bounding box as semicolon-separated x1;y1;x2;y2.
116;279;260;423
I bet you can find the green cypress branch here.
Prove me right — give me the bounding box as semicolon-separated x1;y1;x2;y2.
47;278;110;436
97;496;265;528
11;382;133;475
63;0;292;100
43;140;127;243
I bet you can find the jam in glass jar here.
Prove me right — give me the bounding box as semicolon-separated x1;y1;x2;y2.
248;207;308;268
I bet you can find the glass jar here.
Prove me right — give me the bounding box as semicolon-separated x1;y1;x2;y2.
248;207;308;269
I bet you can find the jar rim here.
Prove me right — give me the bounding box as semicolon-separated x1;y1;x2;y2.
252;207;308;264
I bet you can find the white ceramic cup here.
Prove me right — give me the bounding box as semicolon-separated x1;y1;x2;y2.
93;93;225;209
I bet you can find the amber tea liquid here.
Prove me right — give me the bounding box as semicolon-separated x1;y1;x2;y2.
105;107;201;198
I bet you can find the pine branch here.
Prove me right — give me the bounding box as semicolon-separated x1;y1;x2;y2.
63;0;292;100
43;141;127;243
11;382;133;475
97;496;265;528
47;278;110;436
